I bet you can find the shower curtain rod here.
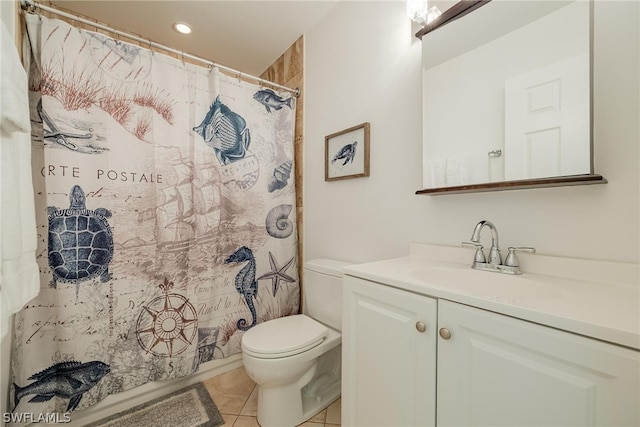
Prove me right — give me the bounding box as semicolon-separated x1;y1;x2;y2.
19;0;301;97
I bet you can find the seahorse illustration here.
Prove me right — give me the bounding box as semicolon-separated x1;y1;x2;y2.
225;246;258;331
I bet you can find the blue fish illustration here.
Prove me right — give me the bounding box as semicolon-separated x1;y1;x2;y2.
225;246;258;331
332;141;358;165
193;96;251;165
13;360;110;411
253;89;292;113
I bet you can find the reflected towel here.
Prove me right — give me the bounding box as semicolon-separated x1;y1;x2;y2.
462;154;490;185
445;155;490;186
445;157;464;186
424;158;446;188
0;21;40;340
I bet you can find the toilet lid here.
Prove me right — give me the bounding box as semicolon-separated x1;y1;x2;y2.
242;314;328;358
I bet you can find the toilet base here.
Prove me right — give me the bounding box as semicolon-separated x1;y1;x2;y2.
256;345;341;427
302;384;341;422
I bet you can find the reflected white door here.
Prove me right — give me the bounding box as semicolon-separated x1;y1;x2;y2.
504;54;590;180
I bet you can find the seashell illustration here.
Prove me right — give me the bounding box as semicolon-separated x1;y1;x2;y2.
268;160;292;192
265;204;294;239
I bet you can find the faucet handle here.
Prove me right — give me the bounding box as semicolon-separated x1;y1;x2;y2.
462;241;486;263
504;247;536;267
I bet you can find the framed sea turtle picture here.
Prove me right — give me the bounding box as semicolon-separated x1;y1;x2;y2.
325;122;370;181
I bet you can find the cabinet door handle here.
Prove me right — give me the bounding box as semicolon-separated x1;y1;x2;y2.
439;328;452;340
415;321;427;333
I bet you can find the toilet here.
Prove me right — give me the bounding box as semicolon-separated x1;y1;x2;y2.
241;259;350;427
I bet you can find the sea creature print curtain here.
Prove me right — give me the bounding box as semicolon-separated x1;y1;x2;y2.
12;14;299;414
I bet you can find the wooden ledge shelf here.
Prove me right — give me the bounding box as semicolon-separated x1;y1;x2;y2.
415;174;607;195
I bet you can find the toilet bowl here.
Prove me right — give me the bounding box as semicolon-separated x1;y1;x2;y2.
241;259;349;427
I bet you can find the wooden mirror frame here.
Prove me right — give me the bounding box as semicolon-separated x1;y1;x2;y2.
415;0;605;195
416;0;491;39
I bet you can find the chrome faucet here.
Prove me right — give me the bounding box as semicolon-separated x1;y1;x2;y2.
463;220;535;275
470;220;502;265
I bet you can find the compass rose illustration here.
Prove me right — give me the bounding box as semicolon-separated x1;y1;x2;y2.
136;277;198;357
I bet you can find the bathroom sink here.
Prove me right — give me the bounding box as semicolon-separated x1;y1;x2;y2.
406;263;563;303
344;243;640;350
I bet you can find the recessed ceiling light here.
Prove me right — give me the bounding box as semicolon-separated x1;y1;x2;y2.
173;23;192;34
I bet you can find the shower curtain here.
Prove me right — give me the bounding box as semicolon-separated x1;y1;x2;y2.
12;14;299;414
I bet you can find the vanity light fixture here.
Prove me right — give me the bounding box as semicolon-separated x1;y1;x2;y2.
173;22;192;35
407;0;441;25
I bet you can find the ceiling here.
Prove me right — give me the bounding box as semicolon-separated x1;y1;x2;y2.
50;1;341;76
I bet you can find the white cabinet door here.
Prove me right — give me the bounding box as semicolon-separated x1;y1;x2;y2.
342;276;437;427
437;300;640;427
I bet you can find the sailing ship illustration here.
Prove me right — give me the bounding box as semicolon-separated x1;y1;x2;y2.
137;156;243;252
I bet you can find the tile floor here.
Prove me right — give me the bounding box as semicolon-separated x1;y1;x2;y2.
203;366;341;427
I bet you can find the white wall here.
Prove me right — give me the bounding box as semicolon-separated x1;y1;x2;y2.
304;0;639;265
0;0;15;32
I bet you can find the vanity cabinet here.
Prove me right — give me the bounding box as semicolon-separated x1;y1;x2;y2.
437;299;639;426
342;276;640;427
342;276;438;427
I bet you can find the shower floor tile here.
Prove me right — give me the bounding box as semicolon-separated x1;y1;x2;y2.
206;366;342;427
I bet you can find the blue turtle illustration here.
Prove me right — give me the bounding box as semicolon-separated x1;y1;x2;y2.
193;96;251;165
225;246;258;331
47;185;113;289
331;141;358;165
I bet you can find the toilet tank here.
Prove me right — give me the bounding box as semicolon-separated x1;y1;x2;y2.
303;259;351;331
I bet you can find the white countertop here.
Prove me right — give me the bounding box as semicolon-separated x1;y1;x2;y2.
343;243;640;350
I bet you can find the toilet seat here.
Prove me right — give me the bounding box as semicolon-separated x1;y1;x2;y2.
242;314;328;359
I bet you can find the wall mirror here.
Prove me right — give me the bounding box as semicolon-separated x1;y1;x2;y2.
417;0;605;195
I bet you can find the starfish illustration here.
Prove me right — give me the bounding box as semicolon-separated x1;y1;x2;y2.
257;252;296;296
